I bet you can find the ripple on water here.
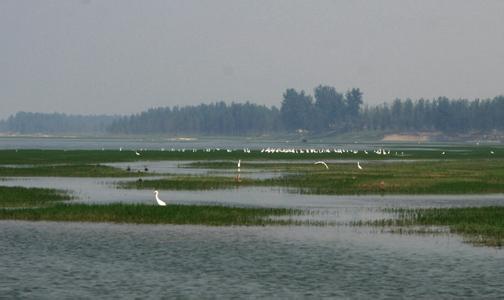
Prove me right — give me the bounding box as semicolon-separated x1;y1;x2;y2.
0;221;503;298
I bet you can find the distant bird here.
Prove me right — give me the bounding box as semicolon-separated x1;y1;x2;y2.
153;190;166;206
314;161;329;169
490;151;495;154
357;161;363;170
135;151;141;156
237;159;241;168
441;152;445;155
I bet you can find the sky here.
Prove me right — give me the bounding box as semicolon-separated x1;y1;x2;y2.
1;0;503;119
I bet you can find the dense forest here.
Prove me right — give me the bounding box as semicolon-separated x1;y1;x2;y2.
108;102;281;135
1;112;117;134
109;85;504;135
2;85;504;136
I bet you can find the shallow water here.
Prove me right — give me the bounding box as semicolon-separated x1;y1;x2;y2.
1;176;504;224
1;221;503;298
105;160;281;179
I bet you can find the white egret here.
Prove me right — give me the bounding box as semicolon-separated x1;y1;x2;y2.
357;161;363;170
153;190;167;206
490;151;495;154
135;151;141;156
314;161;329;169
238;159;241;168
442;152;445;155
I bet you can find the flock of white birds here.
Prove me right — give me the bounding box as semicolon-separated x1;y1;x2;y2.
130;147;398;155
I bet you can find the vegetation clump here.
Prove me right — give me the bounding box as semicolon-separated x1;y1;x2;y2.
363;207;504;247
0;203;301;226
0;186;71;208
0;164;146;177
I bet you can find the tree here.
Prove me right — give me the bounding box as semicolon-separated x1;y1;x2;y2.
280;88;314;131
313;85;345;131
345;88;363;124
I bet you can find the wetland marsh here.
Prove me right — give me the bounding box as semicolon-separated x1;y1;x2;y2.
1;138;504;297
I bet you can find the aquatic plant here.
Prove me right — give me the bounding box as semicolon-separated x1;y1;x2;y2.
0;164;149;177
364;207;504;247
0;203;302;226
0;186;71;208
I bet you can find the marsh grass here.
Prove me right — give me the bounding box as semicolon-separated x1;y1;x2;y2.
363;207;504;247
0;186;71;208
0;146;502;165
0;164;149;177
122;159;504;194
0;203;302;226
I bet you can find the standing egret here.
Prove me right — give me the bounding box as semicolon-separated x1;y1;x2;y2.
153;190;166;206
236;159;242;182
357;161;363;170
314;161;329;169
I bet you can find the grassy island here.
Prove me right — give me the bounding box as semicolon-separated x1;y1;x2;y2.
122;159;504;195
0;186;300;225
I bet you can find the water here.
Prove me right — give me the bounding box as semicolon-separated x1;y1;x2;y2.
105;160;282;179
1;221;503;298
0;136;477;151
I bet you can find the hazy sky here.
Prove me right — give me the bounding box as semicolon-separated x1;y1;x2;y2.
1;0;503;118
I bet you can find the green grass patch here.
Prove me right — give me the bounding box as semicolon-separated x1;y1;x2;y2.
122;159;504;195
0;203;302;226
0;164;151;177
364;207;504;247
0;186;71;208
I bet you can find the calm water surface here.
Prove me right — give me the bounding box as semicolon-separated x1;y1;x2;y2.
1;221;503;299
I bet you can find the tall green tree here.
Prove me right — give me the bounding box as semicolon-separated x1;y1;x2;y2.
280;89;314;131
313;85;345;131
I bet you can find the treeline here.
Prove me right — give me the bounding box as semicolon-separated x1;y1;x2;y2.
362;96;504;133
2;112;117;134
2;86;504;135
108;85;504;135
108;102;281;135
